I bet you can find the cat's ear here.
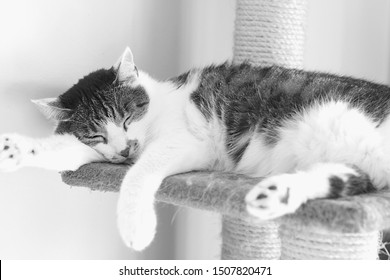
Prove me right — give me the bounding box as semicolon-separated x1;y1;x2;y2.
113;47;139;83
31;98;73;121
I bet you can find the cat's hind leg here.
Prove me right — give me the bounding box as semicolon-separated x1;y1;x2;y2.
245;162;374;220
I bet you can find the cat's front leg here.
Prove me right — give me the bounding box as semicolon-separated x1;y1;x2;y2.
117;137;207;251
0;133;103;172
245;163;373;220
117;172;161;251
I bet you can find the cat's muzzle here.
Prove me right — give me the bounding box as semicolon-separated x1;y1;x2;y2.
110;140;140;164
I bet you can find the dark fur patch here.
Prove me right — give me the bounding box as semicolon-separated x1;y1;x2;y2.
188;62;390;166
171;71;190;88
59;68;117;110
328;166;375;198
328;176;345;198
229;140;250;164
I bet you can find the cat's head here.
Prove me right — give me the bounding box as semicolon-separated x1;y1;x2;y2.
33;47;150;163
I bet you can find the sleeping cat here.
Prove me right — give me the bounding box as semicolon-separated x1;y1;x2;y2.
0;47;389;251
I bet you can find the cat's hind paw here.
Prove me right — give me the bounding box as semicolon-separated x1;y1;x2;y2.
245;173;308;220
0;134;25;172
117;203;157;251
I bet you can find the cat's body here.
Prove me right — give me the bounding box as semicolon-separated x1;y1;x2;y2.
1;47;389;250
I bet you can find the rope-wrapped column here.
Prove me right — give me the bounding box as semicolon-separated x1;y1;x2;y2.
279;224;381;259
234;0;308;68
232;0;381;260
222;0;308;260
222;217;280;259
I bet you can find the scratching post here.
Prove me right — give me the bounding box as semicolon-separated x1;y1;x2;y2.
232;0;383;259
61;0;390;259
234;0;307;68
227;0;308;259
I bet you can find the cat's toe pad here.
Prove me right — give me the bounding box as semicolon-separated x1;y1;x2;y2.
0;135;23;171
245;174;306;220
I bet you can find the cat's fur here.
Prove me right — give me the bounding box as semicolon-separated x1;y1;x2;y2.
1;47;389;250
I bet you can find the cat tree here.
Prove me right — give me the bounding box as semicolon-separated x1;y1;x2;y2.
61;0;390;259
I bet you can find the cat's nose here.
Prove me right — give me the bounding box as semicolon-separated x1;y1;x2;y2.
119;146;130;158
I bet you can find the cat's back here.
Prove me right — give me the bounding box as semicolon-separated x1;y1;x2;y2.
191;62;390;127
186;62;390;173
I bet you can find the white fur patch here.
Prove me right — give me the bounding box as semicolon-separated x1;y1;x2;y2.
94;121;129;163
237;101;390;189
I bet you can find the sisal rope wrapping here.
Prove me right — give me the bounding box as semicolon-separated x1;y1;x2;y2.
223;0;308;260
222;217;281;260
279;223;381;260
234;0;308;68
231;0;382;260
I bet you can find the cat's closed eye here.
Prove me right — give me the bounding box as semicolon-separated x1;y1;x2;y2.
85;135;106;142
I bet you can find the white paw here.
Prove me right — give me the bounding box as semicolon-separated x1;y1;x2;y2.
117;201;157;251
245;173;307;220
0;134;30;172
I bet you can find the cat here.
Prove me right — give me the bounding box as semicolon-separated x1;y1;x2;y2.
1;47;389;251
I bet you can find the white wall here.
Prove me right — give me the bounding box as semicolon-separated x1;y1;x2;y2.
304;0;390;83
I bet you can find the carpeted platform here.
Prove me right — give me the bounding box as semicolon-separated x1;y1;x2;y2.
61;162;390;234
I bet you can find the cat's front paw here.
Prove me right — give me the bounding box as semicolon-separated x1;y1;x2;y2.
245;174;307;220
0;134;27;172
117;202;157;251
